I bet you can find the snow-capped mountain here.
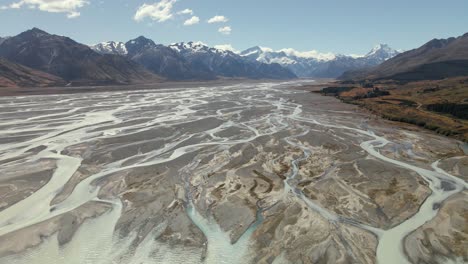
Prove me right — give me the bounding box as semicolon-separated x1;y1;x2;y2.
123;36;204;80
169;41;234;57
89;38;398;80
90;38;296;80
240;44;400;78
91;41;128;55
365;44;400;59
241;46;337;64
168;41;296;79
0;28;157;85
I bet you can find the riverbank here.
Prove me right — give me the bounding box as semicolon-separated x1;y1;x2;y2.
298;77;468;142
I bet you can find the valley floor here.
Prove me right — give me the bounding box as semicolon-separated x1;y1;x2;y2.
0;81;466;264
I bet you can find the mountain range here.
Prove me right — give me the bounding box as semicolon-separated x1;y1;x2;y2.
91;38;297;80
0;28;297;88
2;28;466;88
340;33;468;81
0;28;159;87
92;41;400;80
239;44;400;78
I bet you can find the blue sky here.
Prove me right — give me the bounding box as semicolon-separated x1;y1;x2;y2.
0;0;467;55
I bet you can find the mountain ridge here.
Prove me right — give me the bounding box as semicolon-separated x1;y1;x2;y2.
340;33;468;81
0;28;160;85
240;44;400;78
91;38;297;80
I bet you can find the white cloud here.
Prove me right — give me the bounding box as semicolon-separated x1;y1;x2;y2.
1;0;88;18
134;0;176;22
183;16;199;26
67;11;80;18
218;26;232;35
214;44;238;53
207;15;228;23
177;8;192;15
278;48;336;61
258;46;274;53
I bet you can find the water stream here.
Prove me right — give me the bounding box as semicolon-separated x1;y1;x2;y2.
0;82;465;263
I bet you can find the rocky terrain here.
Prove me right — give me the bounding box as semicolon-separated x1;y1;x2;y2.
0;81;465;264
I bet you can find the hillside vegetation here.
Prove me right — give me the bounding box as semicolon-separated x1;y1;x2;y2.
315;77;468;142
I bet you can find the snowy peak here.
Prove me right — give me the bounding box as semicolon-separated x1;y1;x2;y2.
239;46;275;58
128;36;156;47
169;41;234;56
240;44;400;78
91;41;127;55
169;41;210;53
365;44;399;60
124;36;158;56
277;48;336;61
241;44;399;64
240;46;336;64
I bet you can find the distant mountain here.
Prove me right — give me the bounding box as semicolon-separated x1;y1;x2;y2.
0;57;64;87
0;28;159;85
341;33;468;81
240;44;400;78
124;36;206;80
91;41;128;55
169;41;296;79
91;38;296;80
356;44;401;65
0;37;8;45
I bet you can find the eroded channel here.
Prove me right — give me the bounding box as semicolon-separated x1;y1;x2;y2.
0;82;466;264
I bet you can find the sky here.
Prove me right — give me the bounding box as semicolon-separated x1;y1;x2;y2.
0;0;467;55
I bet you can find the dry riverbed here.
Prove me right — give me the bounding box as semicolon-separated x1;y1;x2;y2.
0;81;466;264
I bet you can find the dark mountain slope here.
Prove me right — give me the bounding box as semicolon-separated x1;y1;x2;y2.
0;28;159;85
125;37;212;80
93;39;296;80
168;42;296;79
341;33;468;81
0;58;65;87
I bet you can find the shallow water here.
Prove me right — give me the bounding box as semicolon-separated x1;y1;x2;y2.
0;81;465;263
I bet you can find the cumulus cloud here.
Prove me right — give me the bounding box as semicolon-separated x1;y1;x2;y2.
183;16;199;26
214;44;238;53
207;15;228;23
134;0;176;22
0;0;89;18
218;26;231;35
177;8;192;15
